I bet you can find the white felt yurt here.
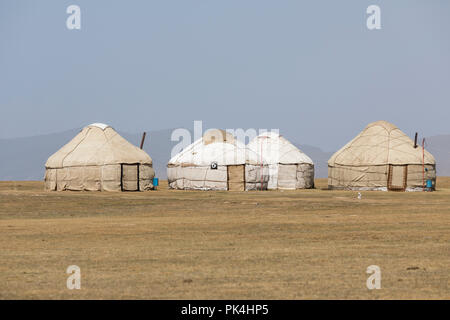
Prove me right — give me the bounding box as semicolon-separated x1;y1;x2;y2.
247;132;315;190
45;123;155;191
328;120;436;191
167;129;268;191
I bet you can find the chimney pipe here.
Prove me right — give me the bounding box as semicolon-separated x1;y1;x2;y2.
140;132;147;149
414;132;418;148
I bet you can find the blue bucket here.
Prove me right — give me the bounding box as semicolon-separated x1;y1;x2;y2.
426;179;432;188
153;178;159;187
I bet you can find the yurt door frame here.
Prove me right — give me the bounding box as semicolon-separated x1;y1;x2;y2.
387;164;408;191
120;163;140;192
227;165;245;191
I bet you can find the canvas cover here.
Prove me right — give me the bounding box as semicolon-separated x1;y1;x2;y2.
328;121;436;191
167;129;268;190
45;123;155;191
247;132;314;189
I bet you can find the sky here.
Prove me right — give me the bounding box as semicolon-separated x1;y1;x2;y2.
1;0;449;151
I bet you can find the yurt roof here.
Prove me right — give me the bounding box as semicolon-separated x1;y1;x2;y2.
328;120;435;166
46;123;152;168
247;132;314;165
168;130;261;166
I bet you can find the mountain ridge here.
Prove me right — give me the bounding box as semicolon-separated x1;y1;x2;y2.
1;129;448;181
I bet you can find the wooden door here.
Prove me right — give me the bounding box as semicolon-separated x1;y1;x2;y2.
121;164;140;191
227;165;245;191
387;165;407;191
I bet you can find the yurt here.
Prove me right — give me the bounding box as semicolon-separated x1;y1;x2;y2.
45;123;155;191
247;132;315;190
167;129;268;191
328;120;436;191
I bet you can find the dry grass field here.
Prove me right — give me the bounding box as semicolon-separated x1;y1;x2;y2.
0;178;449;299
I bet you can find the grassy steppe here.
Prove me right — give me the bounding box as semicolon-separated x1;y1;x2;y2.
0;178;449;299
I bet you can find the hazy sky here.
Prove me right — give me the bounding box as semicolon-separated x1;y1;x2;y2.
1;0;449;150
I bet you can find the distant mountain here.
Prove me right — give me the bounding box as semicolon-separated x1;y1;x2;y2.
0;130;449;181
0;129;80;181
0;128;175;181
